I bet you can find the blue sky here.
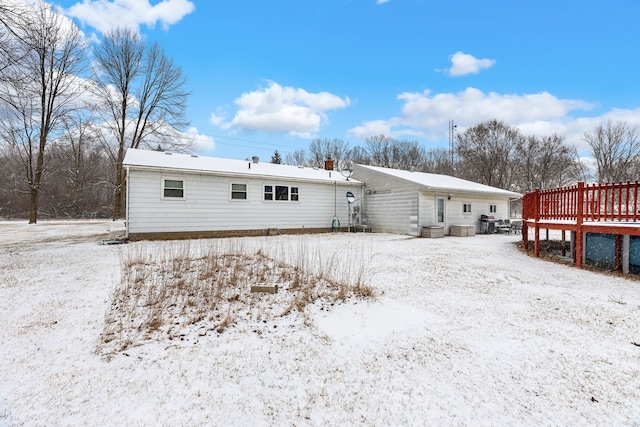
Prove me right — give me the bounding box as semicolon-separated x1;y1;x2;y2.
51;0;640;160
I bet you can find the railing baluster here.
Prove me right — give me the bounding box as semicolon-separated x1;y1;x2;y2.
604;184;609;221
618;182;623;221
633;180;638;222
625;181;631;222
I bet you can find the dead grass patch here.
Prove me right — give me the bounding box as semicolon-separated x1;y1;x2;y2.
97;238;375;358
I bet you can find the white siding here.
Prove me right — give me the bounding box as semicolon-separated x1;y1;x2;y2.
353;164;514;236
126;169;357;234
419;193;434;226
420;191;511;234
353;166;421;235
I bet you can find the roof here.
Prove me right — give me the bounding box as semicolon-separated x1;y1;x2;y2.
354;164;521;198
123;148;361;185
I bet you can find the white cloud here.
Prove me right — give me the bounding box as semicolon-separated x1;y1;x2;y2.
185;127;215;152
445;51;496;77
209;110;226;126
348;120;393;140
65;0;195;33
219;81;350;138
397;88;593;128
346;86;640;155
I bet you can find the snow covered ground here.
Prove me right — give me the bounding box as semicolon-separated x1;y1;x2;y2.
1;220;639;426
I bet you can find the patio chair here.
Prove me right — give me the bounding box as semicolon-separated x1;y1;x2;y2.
495;219;512;233
510;220;522;234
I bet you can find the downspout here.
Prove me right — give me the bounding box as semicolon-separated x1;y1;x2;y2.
331;181;341;232
334;181;337;217
125;165;130;238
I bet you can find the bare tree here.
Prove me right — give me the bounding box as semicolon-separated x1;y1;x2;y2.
45;113;113;217
514;134;582;192
92;27;189;219
456;120;521;189
308;138;349;169
363;135;429;170
284;149;307;166
344;145;371;166
0;1;87;223
0;142;28;217
422;147;452;174
583;120;640;183
0;2;30;79
391;140;427;171
365;134;395;168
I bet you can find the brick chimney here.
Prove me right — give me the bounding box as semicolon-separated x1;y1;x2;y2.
324;158;334;170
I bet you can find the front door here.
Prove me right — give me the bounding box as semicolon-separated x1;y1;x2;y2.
436;196;446;228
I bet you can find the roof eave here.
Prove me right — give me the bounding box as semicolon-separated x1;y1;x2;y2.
124;163;363;186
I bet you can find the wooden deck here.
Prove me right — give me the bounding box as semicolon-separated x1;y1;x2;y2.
522;181;640;269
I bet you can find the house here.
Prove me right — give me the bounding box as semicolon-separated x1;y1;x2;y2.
351;164;522;236
122;148;363;240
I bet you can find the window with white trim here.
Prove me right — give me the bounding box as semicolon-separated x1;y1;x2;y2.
275;185;288;200
463;203;472;214
163;179;184;198
231;183;247;200
264;185;299;202
489;204;497;213
264;185;273;201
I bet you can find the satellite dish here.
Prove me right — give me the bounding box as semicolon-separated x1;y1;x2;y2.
340;169;353;180
346;191;356;204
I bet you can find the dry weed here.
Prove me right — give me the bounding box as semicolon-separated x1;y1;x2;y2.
97;237;375;357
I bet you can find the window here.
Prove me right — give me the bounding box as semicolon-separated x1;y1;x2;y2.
275;185;289;201
264;185;273;201
163;179;184;198
463;203;472;214
264;184;299;202
489;204;497;213
231;183;247;200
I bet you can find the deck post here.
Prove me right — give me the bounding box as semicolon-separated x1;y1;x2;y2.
575;182;584;268
534;189;540;257
623;235;630;274
615;235;622;272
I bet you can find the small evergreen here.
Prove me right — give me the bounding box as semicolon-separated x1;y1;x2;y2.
271;150;283;164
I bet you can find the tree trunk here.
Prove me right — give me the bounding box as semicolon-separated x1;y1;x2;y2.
29;186;38;223
29;138;46;224
112;163;123;219
112;144;125;219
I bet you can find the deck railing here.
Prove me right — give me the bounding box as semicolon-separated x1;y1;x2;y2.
523;180;640;223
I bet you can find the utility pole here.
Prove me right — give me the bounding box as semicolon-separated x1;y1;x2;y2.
448;120;457;173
